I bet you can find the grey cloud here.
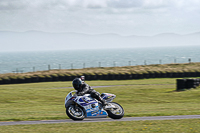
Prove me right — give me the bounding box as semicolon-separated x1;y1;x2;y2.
1;0;200;11
0;0;67;10
107;0;143;8
0;0;27;10
0;0;144;11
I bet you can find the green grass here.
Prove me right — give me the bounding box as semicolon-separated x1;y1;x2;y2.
0;78;200;122
1;119;200;133
83;78;176;86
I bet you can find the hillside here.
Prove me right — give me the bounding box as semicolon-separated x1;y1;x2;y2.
1;31;200;52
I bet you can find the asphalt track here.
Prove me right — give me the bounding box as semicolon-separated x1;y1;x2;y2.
1;115;200;126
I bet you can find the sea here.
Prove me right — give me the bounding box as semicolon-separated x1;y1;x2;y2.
0;46;200;74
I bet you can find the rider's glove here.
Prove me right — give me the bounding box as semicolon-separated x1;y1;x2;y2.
77;92;83;96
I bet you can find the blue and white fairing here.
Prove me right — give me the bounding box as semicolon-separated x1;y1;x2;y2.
101;93;116;102
65;91;107;118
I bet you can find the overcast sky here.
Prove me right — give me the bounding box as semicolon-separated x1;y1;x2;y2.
0;0;200;36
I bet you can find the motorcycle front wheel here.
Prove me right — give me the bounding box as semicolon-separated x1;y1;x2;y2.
107;102;124;119
66;104;85;120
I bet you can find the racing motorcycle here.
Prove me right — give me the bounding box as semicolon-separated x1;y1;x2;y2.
65;90;124;120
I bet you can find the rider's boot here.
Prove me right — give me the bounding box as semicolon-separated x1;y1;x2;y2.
97;96;114;109
101;99;108;106
96;96;108;106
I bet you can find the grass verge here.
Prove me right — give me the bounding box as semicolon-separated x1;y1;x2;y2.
0;78;200;121
0;119;200;133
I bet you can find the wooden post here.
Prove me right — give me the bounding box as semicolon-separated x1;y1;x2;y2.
71;64;73;69
174;59;176;63
144;60;147;65
59;64;61;69
188;58;191;63
48;65;50;70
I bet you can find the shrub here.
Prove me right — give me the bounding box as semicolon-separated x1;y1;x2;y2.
51;74;58;77
58;73;65;77
45;74;52;78
24;75;31;79
37;75;46;78
9;76;18;80
64;73;71;76
83;72;95;76
108;71;119;75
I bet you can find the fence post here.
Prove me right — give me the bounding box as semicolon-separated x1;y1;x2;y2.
129;61;131;66
48;65;50;70
188;58;191;63
159;60;162;64
33;67;35;72
16;68;19;73
59;64;61;69
174;59;176;63
144;60;147;65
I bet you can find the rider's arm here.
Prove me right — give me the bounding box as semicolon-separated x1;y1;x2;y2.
79;84;90;95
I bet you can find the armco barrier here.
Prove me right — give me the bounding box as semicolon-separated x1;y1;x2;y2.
1;72;200;85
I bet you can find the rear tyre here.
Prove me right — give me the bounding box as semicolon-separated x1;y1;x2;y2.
66;104;85;121
107;102;124;119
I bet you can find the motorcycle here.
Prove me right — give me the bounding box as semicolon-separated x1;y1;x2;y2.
65;90;124;120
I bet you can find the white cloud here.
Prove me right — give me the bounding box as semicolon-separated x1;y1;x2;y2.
1;0;200;12
0;0;200;35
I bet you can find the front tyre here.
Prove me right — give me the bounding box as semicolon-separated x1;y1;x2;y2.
107;102;124;119
66;104;85;120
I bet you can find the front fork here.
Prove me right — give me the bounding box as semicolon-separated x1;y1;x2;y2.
74;103;79;111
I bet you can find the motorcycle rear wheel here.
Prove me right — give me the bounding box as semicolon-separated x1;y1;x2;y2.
66;104;85;120
107;102;124;119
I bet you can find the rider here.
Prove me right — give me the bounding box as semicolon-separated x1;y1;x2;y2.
72;77;107;107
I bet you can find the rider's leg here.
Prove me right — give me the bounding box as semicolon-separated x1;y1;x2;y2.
91;91;107;106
